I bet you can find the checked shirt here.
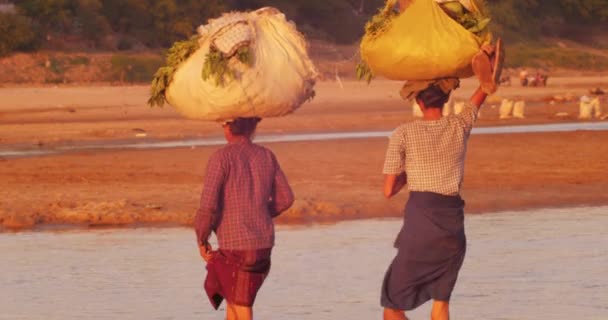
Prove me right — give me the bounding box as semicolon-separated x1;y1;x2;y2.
195;139;294;250
383;103;479;196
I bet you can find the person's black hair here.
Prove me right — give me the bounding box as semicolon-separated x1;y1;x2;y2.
228;117;262;137
415;85;450;108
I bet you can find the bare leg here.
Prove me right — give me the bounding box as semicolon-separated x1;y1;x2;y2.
431;301;450;320
226;303;237;320
384;307;408;320
233;304;253;320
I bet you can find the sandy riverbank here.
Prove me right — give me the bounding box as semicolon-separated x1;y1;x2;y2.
1;78;606;147
1;79;607;230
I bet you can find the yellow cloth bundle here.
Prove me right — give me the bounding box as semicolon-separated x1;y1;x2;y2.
360;0;490;81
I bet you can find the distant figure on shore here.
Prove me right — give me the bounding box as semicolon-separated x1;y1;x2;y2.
520;69;548;87
534;71;548;87
380;42;503;320
195;117;294;320
519;69;529;86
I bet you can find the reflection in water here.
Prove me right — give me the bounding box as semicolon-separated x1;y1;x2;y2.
1;207;607;320
2;121;608;158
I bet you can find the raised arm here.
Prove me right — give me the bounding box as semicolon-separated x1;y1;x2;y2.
470;41;501;109
469;87;488;109
461;42;502;130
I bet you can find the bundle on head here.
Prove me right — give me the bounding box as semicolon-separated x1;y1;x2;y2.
227;117;262;137
416;85;450;108
358;0;492;82
149;7;318;121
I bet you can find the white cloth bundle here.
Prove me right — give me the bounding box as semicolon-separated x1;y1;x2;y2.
166;7;318;121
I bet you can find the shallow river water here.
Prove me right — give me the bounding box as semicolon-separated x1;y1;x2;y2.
2;121;607;158
1;206;607;320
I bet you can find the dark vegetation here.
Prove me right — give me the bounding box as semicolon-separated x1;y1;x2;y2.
1;0;607;81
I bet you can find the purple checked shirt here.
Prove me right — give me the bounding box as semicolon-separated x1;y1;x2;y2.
195;139;294;250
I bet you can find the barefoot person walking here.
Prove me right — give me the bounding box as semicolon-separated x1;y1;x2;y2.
195;117;294;320
381;42;503;320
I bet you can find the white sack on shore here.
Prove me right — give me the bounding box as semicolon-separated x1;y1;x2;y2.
513;100;525;119
499;99;513;119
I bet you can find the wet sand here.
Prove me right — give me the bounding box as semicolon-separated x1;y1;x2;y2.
1;78;607;229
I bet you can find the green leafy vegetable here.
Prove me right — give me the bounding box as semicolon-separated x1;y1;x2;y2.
356;61;374;83
148;35;201;107
202;46;254;86
355;0;398;83
148;35;255;107
364;2;399;40
439;1;491;36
